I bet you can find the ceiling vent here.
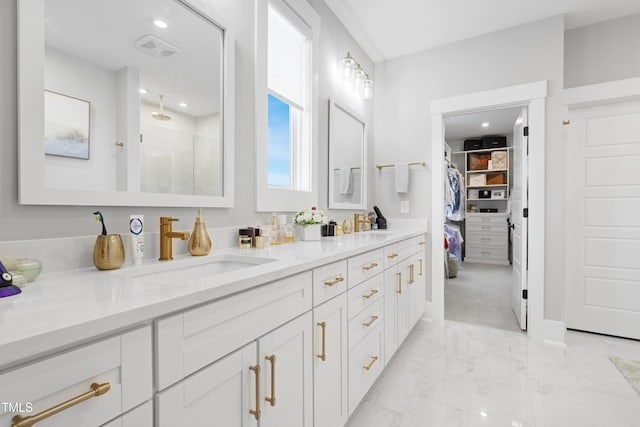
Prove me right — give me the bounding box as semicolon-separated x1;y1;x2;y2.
134;35;181;59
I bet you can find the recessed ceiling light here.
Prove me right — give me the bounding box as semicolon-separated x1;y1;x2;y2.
481;122;490;128
153;19;168;29
179;102;188;108
138;88;148;94
480;411;488;417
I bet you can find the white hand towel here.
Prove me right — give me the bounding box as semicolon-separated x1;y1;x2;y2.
339;167;353;194
395;163;410;193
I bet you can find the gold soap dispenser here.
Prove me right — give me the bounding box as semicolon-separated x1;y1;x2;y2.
188;208;212;256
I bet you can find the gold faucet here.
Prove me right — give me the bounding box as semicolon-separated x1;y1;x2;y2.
354;213;368;233
159;217;190;260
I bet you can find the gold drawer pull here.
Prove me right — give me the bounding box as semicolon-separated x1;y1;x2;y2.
249;364;261;420
408;264;415;284
324;275;344;286
317;322;327;362
387;253;398;259
265;355;276;407
362;289;379;299
362;355;379;371
396;272;402;294
362;262;378;271
418;259;423;276
11;382;110;427
418;241;426;246
362;315;379;328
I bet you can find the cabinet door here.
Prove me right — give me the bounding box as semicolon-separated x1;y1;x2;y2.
259;312;313;427
414;251;427;324
406;254;424;327
156;342;258;427
383;266;399;361
396;258;411;344
313;294;348;427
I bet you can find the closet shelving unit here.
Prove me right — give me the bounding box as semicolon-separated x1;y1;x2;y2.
453;145;512;265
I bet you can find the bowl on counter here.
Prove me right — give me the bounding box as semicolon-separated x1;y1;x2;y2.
5;258;42;282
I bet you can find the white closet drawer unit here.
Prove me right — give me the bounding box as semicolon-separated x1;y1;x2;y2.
102;401;152;427
156;272;312;390
347;274;383;320
466;232;507;247
466;222;507;234
466;245;508;261
312;260;348;307
0;327;152;427
348;323;384;415
347;249;383;288
348;298;383;350
466;214;507;225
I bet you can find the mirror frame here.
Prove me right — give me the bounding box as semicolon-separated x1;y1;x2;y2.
328;98;367;210
17;0;235;207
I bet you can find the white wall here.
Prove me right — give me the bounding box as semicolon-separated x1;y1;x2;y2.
44;46;117;191
565;13;640;88
373;16;566;320
0;0;373;242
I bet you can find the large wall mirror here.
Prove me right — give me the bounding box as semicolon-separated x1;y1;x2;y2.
328;99;367;210
18;0;235;207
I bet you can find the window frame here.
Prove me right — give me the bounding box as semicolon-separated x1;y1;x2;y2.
255;0;320;212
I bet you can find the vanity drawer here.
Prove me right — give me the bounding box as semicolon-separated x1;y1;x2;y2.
103;401;152;427
348;298;383;350
313;260;348;307
348;274;383;320
0;327;152;427
466;232;507;247
383;238;419;269
348;249;383;288
348;322;384;415
156;272;312;390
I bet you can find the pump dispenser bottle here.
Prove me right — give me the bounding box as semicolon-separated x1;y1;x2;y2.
188;208;212;256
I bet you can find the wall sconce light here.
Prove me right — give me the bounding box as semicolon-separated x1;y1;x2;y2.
341;52;373;100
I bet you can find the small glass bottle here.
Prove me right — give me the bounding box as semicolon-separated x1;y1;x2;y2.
239;229;252;249
284;223;295;243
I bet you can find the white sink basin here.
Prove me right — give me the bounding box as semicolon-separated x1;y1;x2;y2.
113;254;275;282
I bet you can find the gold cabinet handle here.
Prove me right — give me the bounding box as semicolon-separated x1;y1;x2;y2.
323;275;344;286
265;355;276;407
317;321;327;362
362;315;379;328
11;382;110;427
396;272;402;294
362;355;379;371
419;241;426;246
418;259;423;276
362;262;378;271
362;289;379;299
387;253;398;259
249;364;261;420
409;264;415;284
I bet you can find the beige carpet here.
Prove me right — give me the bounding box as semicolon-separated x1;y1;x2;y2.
610;356;640;396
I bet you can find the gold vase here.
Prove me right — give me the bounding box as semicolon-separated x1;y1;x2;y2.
188;216;212;256
93;234;125;270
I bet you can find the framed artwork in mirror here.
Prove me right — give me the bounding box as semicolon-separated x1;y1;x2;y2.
44;90;90;160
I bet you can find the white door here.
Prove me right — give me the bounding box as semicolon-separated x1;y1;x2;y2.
259;312;313;427
313;294;348;427
156;342;258;427
566;101;640;340
511;108;528;330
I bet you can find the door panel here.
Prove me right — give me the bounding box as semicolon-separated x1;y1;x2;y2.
511;108;528;330
566;101;640;339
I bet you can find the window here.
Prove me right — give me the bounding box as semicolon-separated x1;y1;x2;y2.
256;0;320;211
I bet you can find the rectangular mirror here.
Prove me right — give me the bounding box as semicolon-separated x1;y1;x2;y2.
18;0;235;207
328;99;367;209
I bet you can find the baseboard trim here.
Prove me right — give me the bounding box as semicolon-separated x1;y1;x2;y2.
542;319;566;344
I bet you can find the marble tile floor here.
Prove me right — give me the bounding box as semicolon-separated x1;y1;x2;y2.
346;319;640;427
445;262;523;333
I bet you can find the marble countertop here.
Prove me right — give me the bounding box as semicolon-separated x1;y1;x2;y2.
0;226;427;370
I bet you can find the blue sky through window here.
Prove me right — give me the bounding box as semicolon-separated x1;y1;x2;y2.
267;94;291;187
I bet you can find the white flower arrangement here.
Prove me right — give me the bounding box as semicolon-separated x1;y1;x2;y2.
294;208;327;226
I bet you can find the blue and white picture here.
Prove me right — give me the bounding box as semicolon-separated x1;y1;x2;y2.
44;90;91;160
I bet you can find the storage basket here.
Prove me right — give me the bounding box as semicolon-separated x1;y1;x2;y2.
490;151;507;169
486;172;506;185
469;153;491;170
469;174;486;186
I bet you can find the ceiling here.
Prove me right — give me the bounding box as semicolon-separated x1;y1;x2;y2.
324;0;640;62
45;0;222;117
444;107;522;141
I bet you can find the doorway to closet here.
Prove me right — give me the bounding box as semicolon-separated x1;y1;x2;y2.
443;106;528;333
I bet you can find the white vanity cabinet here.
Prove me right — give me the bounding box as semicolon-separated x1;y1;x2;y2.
0;327;152;427
384;258;411;361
